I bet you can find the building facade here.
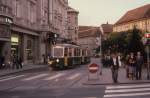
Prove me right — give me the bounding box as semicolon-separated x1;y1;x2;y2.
100;23;113;40
0;0;13;65
113;4;150;33
67;7;79;44
78;26;101;56
0;0;78;65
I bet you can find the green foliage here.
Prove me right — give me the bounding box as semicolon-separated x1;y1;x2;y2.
127;27;145;54
100;27;145;55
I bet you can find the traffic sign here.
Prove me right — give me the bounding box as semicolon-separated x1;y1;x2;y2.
89;63;98;73
145;33;150;38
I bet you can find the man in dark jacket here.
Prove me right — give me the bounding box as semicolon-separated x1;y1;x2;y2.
136;52;144;80
110;53;119;83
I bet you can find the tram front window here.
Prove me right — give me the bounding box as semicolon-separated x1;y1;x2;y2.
53;47;63;57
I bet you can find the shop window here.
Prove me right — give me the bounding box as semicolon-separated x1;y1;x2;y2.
11;35;19;57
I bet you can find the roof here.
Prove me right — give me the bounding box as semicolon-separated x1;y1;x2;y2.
101;23;113;33
78;26;101;38
115;4;150;25
68;7;79;13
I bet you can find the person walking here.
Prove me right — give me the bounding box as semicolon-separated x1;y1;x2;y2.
125;54;130;78
12;55;18;69
136;52;144;80
128;52;136;80
118;53;122;67
110;53;119;83
0;56;2;69
18;57;23;69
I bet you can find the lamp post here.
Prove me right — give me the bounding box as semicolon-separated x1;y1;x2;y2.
143;33;150;80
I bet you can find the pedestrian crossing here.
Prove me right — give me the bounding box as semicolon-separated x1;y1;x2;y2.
22;73;49;81
104;84;150;98
0;72;82;82
44;73;66;80
0;75;25;82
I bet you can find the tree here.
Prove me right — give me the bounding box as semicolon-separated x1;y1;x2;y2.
127;27;145;54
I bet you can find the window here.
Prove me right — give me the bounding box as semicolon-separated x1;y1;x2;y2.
15;0;21;17
69;48;72;56
64;48;68;56
53;48;63;57
27;1;36;23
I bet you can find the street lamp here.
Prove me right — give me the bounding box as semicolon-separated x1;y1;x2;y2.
143;32;150;79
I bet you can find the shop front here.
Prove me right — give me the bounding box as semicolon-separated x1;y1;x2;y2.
0;20;12;66
11;29;40;65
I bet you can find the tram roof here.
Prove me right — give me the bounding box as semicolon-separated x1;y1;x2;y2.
53;43;80;48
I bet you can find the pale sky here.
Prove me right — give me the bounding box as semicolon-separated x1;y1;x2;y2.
68;0;150;26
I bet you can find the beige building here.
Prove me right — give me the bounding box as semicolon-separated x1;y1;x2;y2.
100;23;113;39
113;4;150;33
0;0;78;65
78;26;101;56
67;7;79;44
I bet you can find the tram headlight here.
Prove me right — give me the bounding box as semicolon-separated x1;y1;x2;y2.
2;63;5;66
48;61;53;65
56;59;59;63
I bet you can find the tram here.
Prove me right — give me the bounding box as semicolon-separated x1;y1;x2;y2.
48;44;90;69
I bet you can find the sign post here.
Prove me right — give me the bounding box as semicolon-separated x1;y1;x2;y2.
88;63;99;80
96;36;102;75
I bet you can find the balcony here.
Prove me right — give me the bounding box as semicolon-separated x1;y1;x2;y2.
0;4;13;26
0;4;12;40
0;4;13;19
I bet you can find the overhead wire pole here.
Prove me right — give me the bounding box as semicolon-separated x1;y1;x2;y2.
99;26;104;75
146;19;150;80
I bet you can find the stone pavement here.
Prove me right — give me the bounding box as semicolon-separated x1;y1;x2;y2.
0;64;48;77
83;68;150;85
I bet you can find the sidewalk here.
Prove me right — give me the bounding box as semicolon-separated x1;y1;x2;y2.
83;68;150;85
0;64;48;77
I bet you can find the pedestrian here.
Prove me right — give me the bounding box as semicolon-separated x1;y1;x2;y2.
18;57;23;69
117;53;122;67
12;55;18;69
135;52;144;80
128;52;136;80
110;52;119;83
0;55;2;69
125;54;130;78
1;55;5;68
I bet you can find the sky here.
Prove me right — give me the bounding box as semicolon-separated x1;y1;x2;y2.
68;0;150;26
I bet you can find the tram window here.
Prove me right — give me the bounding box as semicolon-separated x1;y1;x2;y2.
69;48;72;56
78;49;80;56
82;50;85;56
64;48;68;56
74;48;77;56
53;48;63;57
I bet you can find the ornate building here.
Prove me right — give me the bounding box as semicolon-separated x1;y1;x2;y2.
67;7;79;44
0;0;78;65
0;0;13;64
113;4;150;33
78;26;101;56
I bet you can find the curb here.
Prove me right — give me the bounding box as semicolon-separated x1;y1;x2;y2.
0;65;48;77
82;80;150;85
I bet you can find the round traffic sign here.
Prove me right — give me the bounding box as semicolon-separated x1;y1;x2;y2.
89;63;98;73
